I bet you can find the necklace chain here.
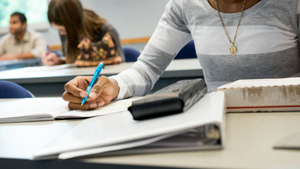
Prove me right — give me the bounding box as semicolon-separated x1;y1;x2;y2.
214;0;247;55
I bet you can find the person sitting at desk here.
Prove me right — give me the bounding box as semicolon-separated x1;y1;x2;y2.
0;12;46;62
62;0;300;110
42;0;124;66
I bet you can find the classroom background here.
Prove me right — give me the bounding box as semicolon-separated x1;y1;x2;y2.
0;0;169;52
1;1;300;168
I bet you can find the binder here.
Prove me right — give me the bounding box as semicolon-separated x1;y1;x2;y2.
33;92;226;160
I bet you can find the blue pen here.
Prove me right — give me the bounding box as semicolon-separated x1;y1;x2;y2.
81;62;104;105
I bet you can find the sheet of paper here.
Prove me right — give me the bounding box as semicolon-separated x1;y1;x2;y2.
0;98;69;123
55;98;142;119
274;133;300;150
24;63;76;72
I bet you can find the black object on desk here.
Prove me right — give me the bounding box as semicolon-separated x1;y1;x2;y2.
129;79;207;120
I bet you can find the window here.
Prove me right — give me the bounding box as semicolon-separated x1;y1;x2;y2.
0;0;49;34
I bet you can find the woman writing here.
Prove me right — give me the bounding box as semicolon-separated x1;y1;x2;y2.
62;0;300;109
42;0;124;66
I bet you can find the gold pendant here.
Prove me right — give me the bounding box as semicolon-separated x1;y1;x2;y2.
229;43;237;56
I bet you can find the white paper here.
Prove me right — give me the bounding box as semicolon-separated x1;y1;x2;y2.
0;98;69;123
24;64;76;72
55;98;141;119
0;97;142;123
274;133;300;149
218;77;300;89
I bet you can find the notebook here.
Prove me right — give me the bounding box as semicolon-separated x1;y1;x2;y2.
0;97;140;123
33;91;226;160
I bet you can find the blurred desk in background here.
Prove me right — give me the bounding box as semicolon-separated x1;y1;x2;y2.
0;58;42;71
0;59;203;97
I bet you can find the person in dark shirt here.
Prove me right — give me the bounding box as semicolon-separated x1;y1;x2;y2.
42;0;124;66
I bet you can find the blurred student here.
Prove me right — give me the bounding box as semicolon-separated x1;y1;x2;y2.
0;12;46;62
43;0;124;66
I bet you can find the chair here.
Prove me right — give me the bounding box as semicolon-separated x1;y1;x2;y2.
174;40;197;59
0;81;34;98
123;47;141;62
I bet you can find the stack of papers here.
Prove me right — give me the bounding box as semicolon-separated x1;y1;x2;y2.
218;77;300;112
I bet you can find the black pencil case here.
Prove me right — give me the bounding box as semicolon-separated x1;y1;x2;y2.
128;79;207;120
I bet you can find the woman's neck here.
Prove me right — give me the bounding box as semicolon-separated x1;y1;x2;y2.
207;0;260;13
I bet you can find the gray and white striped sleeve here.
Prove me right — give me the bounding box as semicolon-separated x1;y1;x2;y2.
111;0;192;99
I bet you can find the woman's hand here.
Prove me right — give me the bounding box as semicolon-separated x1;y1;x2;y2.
62;76;120;110
42;52;64;65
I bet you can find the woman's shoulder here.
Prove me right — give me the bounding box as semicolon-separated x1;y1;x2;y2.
99;22;116;33
92;22;119;42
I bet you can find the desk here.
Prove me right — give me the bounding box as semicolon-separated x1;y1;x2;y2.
0;58;42;71
0;112;299;169
0;59;203;97
0;120;176;169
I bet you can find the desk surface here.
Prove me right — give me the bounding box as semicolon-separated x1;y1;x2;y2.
0;59;42;71
0;59;202;84
0;106;299;169
86;112;300;169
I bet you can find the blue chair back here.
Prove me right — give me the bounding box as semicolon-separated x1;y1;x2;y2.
0;81;33;98
123;47;140;62
174;40;197;59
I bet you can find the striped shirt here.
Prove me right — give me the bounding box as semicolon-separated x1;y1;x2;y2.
112;0;300;99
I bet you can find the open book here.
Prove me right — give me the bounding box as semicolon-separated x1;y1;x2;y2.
0;98;140;123
33;91;226;160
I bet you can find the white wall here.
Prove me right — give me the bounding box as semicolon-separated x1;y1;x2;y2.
41;0;169;45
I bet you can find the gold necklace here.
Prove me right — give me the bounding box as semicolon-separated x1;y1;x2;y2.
215;0;247;56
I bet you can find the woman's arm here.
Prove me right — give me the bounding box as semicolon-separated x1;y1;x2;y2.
111;0;192;98
63;0;193;110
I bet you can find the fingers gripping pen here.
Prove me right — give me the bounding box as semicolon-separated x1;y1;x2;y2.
81;62;104;105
